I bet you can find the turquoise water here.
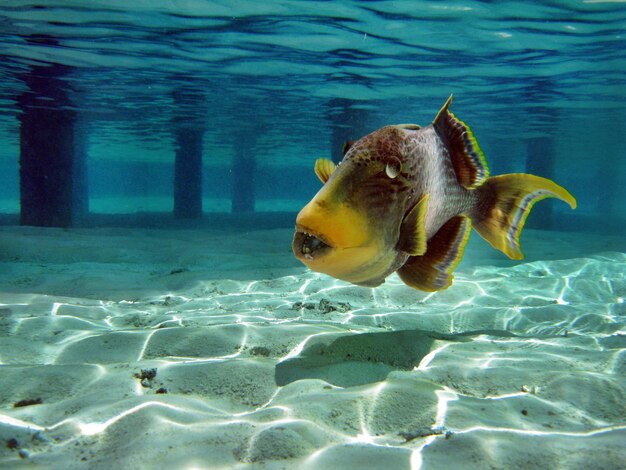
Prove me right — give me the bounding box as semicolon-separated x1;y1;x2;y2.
0;1;625;224
0;2;625;469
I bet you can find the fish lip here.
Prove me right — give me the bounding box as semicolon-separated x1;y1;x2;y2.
294;224;334;248
293;225;334;260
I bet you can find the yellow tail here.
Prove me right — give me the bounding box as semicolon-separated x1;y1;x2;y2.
472;174;577;260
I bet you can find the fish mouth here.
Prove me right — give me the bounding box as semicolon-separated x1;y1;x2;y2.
292;226;334;261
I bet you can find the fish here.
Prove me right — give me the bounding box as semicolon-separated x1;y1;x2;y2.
292;96;577;291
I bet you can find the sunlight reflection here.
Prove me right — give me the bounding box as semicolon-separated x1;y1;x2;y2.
53;331;101;351
482;391;529;400
233;404;291;419
607;349;625;374
136;329;158;362
0;413;45;432
77;401;184;436
14;315;106;337
305;446;329;465
556;277;571;305
410;435;437;470
340;312;356;324
243;281;258;293
409;387;458;470
456;423;626;437
434;387;458;429
476;355;520;370
352;382;389;446
157;350;244;364
461;279;488;296
251;388;285;411
416;344;450;370
153;314;183;328
317;283;353;296
277;332;337;362
297;278;313;294
357;397;374;445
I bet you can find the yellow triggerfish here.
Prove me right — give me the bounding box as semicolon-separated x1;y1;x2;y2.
292;96;577;291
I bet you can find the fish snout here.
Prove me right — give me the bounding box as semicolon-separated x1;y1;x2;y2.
292;198;335;262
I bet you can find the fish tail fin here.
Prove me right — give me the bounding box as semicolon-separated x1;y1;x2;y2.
471;174;577;260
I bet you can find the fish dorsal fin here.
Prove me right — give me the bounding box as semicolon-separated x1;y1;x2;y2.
397;215;471;291
397;194;429;256
314;158;336;184
433;95;490;189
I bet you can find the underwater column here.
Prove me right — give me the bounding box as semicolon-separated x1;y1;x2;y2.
231;131;256;213
173;127;204;219
526;135;556;229
172;86;204;219
523;80;557;230
327;98;370;163
18;38;85;228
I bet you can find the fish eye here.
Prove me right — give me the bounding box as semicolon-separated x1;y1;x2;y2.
385;157;402;179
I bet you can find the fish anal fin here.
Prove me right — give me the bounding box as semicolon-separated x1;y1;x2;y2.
433;95;490;190
397;194;429;256
354;277;386;288
314;158;336;184
472;174;577;260
397;216;471;291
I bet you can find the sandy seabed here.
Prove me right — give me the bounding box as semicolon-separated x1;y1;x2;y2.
0;224;624;469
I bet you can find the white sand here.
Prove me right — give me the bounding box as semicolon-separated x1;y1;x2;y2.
0;224;624;469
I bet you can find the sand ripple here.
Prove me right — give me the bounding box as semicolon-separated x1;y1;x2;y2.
0;227;624;468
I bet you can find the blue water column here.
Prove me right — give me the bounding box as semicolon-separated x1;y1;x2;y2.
173;127;204;218
524;81;557;230
231;131;256;213
172;88;204;219
18;38;86;227
526;135;555;229
327;98;370;163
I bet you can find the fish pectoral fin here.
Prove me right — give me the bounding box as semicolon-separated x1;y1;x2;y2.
397;216;471;291
432;95;490;190
342;140;355;156
314;158;336;184
397;194;429;256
